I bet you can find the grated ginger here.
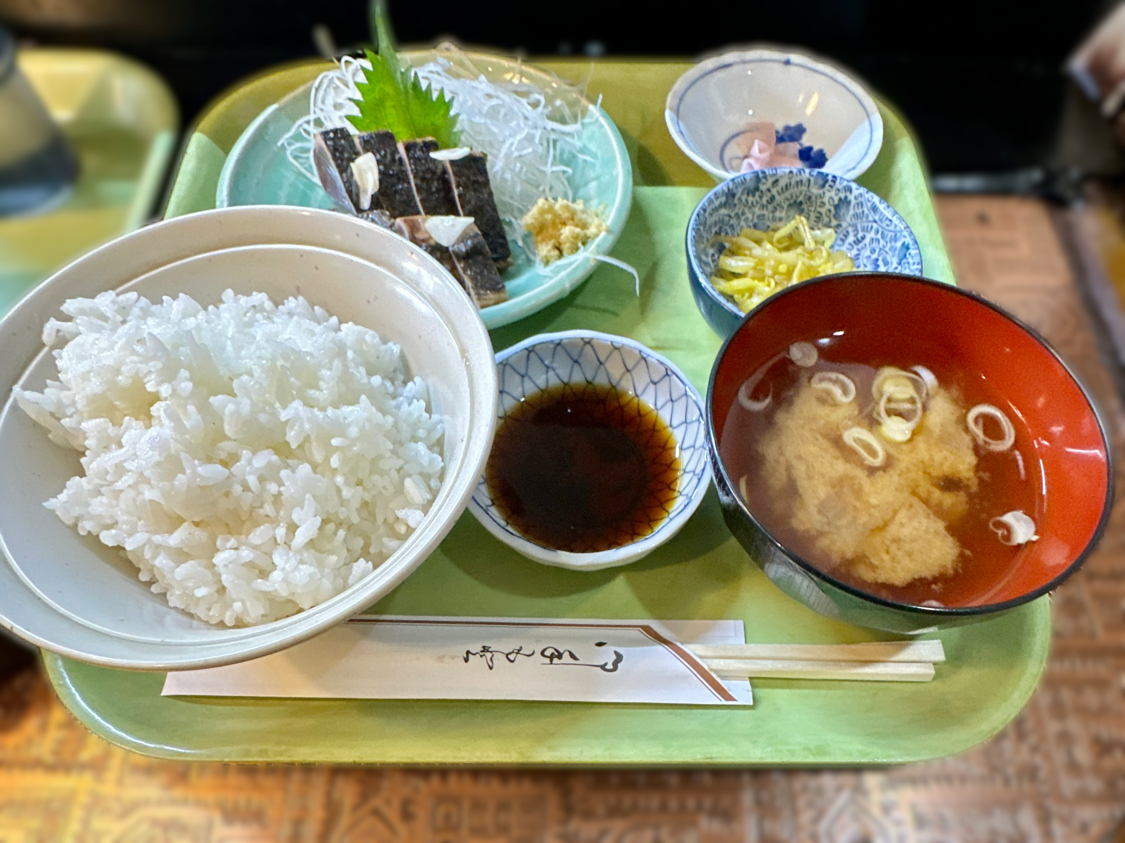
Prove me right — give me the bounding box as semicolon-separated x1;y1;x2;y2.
522;198;607;265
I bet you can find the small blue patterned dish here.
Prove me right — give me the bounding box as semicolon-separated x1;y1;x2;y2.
468;330;712;571
687;168;924;338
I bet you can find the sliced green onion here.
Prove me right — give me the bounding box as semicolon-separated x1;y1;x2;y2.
843;427;886;467
788;342;818;367
911;365;937;391
737;378;772;412
875;391;922;426
967;404;1015;452
872;367;927;402
879;416;917;443
989;510;1038;545
810;371;856;404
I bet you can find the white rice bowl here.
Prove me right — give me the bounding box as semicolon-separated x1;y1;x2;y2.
0;206;497;670
15;290;444;627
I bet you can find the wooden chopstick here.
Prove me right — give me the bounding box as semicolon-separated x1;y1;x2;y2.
705;658;936;683
685;641;945;682
688;640;945;664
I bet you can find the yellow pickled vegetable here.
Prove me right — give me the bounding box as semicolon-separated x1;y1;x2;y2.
708;215;855;313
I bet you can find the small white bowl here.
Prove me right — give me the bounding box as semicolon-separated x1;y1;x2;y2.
666;48;883;182
467;330;712;571
0;206;497;670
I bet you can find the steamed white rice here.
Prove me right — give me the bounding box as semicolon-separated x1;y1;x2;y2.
13;290;444;627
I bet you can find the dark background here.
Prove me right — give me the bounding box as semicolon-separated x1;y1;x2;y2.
0;0;1111;175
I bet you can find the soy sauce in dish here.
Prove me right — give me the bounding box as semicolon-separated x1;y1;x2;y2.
485;382;680;553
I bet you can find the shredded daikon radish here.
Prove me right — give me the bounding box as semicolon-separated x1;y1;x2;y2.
989;510;1038;545
526;248;641;295
418;61;581;162
967;404;1016;452
279;54;368;182
587;254;641;296
414;51;596;246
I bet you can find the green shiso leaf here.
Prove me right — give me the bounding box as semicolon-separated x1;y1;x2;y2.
347;1;460;148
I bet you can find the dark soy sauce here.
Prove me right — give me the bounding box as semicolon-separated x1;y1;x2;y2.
485;382;681;553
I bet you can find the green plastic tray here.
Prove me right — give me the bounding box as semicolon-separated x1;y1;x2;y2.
0;48;178;314
43;60;1047;765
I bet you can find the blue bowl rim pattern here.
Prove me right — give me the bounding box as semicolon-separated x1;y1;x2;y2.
706;271;1115;617
687;167;923;329
469;329;713;567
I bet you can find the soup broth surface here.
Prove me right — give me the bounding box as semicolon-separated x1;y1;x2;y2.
720;336;1041;607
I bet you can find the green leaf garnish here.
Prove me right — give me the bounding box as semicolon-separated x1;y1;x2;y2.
347;1;460;148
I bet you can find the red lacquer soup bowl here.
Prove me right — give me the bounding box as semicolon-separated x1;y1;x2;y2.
707;272;1113;633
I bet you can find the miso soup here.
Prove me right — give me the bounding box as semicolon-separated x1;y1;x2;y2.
720;337;1042;607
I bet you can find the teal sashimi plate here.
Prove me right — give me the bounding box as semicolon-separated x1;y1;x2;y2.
216;50;633;331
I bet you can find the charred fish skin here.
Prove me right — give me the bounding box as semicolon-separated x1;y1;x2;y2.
446;152;511;269
399;138;460;216
360;130;421;218
397;138;435;215
313;129;509;308
392;215;461;280
358;208;395;230
313;128;364;213
448;223;509;308
392;215;508;309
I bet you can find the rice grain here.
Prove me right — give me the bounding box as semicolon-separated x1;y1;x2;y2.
13;290;444;627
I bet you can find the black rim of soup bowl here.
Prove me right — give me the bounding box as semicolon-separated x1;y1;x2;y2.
685;168;924;333
705;271;1116;619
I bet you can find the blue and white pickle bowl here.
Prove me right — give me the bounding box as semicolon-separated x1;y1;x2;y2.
687;168;924;338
